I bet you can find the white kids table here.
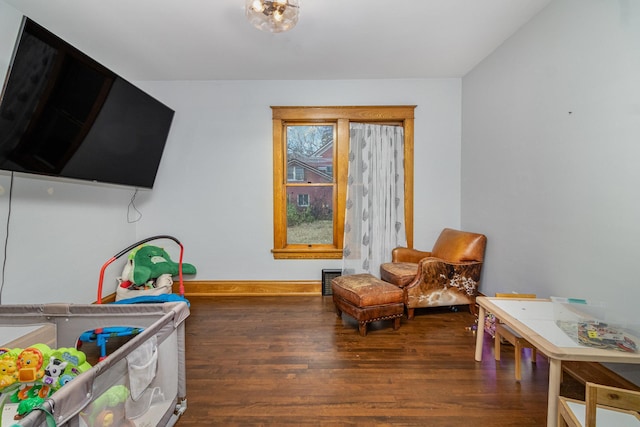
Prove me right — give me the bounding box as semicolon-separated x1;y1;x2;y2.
474;296;640;427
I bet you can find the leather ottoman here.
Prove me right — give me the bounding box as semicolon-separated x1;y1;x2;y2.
331;273;404;336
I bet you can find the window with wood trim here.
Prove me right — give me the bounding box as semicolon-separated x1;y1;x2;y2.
272;106;415;260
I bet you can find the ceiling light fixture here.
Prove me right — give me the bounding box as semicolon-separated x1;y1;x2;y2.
245;0;300;33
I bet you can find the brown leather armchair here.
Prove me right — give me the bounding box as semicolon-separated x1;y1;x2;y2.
380;228;487;319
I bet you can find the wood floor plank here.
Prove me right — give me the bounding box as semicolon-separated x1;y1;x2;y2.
178;296;561;426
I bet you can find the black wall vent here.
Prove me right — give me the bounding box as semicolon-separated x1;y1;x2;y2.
321;269;342;296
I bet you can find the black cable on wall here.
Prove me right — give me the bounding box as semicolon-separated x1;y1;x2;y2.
0;172;14;304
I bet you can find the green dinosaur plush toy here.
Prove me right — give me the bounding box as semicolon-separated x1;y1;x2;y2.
130;245;196;285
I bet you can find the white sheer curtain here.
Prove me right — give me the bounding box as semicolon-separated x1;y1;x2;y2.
342;123;407;277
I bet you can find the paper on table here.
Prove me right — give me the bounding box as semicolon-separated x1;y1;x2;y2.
490;299;586;347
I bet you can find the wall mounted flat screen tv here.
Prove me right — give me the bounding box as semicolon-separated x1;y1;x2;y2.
0;17;174;189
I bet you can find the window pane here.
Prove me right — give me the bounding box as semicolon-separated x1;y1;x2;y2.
297;194;309;206
286;125;333;184
287;186;333;244
287;166;304;181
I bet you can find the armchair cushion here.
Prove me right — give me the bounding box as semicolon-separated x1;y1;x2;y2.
379;262;418;288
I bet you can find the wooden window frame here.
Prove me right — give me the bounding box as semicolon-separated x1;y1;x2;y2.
272;105;416;260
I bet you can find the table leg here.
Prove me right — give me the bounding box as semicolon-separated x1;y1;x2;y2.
474;305;486;362
547;358;561;427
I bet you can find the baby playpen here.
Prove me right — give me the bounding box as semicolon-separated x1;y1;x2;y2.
0;301;189;426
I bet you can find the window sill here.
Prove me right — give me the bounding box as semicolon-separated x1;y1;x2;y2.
271;248;343;260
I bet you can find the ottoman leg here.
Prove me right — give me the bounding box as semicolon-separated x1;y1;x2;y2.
358;322;367;336
393;317;401;330
333;296;342;318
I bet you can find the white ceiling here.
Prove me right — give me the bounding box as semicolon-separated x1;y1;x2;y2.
1;0;552;81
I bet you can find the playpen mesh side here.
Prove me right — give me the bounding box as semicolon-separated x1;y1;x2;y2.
0;302;189;427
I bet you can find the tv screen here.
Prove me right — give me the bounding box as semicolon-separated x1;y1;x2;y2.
0;17;174;189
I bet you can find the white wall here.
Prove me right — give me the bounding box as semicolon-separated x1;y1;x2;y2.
135;79;462;281
0;174;138;304
0;2;141;303
0;1;463;298
462;0;640;322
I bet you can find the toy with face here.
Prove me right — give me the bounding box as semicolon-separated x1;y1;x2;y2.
38;356;69;398
17;347;46;382
43;356;68;386
0;355;18;388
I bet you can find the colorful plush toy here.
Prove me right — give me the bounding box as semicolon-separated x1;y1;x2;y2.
0;345;91;424
13;396;45;420
0;345;90;401
0;349;20;388
16;344;50;383
122;245;196;286
81;385;130;427
39;348;92;397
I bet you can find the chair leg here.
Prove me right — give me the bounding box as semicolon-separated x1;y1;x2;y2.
514;341;522;381
494;332;501;361
407;308;415;320
558;410;566;427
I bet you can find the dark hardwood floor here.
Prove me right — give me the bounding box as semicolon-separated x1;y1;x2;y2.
179;296;579;426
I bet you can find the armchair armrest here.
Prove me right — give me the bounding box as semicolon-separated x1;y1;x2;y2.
406;257;484;297
391;247;432;263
